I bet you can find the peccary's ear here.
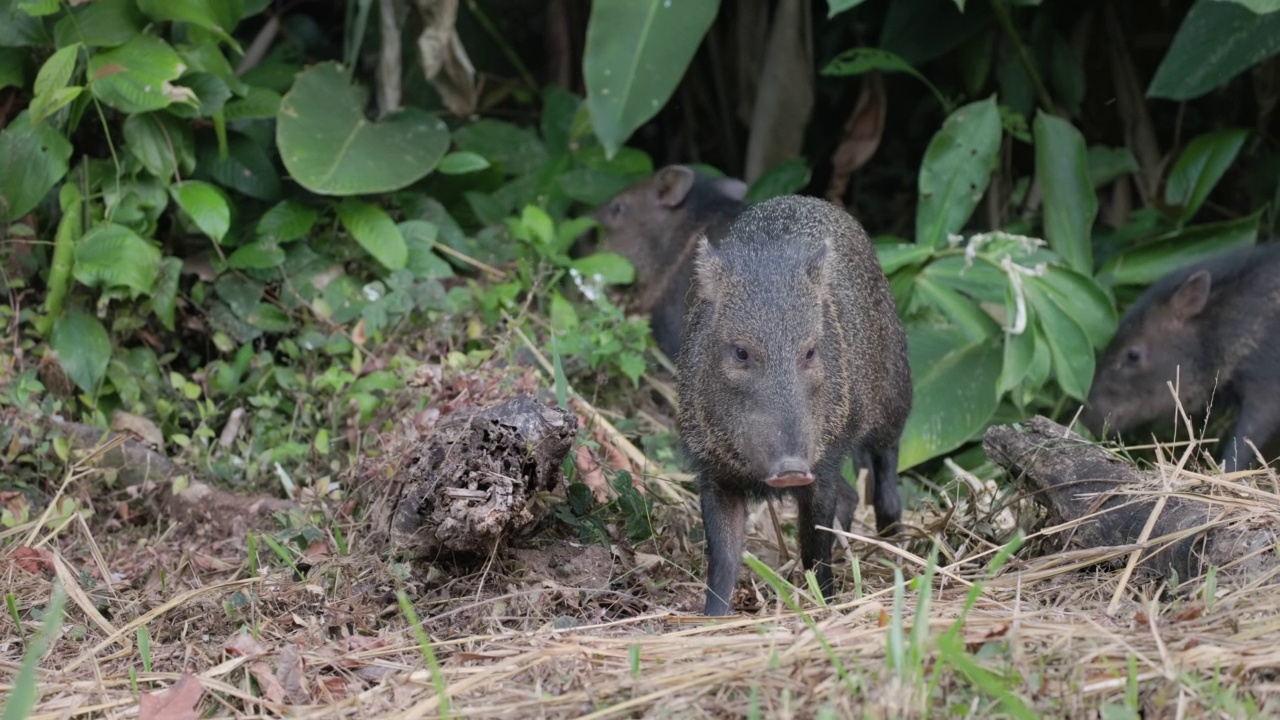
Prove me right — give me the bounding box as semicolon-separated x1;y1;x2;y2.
655;166;696;207
714;177;748;202
693;235;725;302
804;240;830;283
1169;269;1211;320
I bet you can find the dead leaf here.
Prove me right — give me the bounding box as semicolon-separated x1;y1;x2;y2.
351;317;368;347
139;672;203;720
826;71;886;204
413;0;478;116
111;410;165;448
319;676;350;699
249;660;286;705
10;546;56;575
303;540;331;561
743;0;814;182
1104;5;1161;205
225;632;267;657
345;635;389;653
277;644;310;704
574;445;609;503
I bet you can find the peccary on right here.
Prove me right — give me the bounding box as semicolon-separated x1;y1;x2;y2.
677;195;912;616
593;165;747;361
1081;242;1280;472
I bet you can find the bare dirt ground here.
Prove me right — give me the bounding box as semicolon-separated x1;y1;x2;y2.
4;376;1280;719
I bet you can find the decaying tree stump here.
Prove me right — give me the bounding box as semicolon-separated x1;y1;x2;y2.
983;416;1280;583
389;394;578;555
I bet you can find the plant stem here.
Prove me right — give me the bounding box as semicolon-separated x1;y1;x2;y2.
988;0;1056;114
465;0;538;94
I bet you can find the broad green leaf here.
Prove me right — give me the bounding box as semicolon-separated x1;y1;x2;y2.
452;119;548;176
52;311;111;394
1034;112;1096;274
197;133;280;201
1099;212;1260;286
827;0;871;17
0;110;72;223
52;0;145;48
880;0;991;66
898;325;1003;469
1148;0;1280;100
1028;267;1117;349
1;0;50;47
913;276;1000;342
435;151;491;175
400;220;454;279
169;180;231;243
0;48;26;91
152;257;181;330
1164;128;1248;224
744;158;811;203
1086;146;1139;189
916;96;1001;248
227;238;285;269
550;290;580;332
996;308;1037;398
822;47;950;111
558;168;632;207
1210;0;1280;12
336;198;408;271
29;86;82;123
277;62;449;195
570;252;636;285
32;42;79;98
257;200;318;243
136;0;244;45
1025;283;1093;400
87;34;185;113
165;71;232;118
73;223;161;294
583;0;721;158
123;111;195;180
18;0;59;16
875;242;935;275
224;86;281;120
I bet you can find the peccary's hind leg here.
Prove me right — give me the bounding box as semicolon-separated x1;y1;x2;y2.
701;481;748;616
797;482;839;601
871;445;902;536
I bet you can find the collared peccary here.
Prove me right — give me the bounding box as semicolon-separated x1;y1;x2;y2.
677;195;912;616
1082;243;1280;472
593;165;747;360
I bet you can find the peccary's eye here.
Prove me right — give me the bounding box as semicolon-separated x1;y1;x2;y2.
804;346;817;362
1124;347;1143;364
610;202;626;218
733;346;749;363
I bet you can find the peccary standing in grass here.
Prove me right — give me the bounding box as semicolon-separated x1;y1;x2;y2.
593;165;747;360
1081;243;1280;472
677;195;912;616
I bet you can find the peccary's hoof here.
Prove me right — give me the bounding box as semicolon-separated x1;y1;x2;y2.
764;473;815;489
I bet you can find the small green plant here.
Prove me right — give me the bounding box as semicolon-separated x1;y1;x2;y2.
397;591;451;719
2;583;67;720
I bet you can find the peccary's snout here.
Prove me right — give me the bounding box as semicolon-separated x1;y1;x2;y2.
765;457;814;489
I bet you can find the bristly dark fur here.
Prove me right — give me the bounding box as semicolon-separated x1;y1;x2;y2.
676;195;912;616
1083;241;1280;472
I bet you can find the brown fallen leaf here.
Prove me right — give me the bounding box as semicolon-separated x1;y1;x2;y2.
413;0;478;116
574;444;610;503
277;644;310;704
10;546;56;575
225;632;267;658
826;71;886;205
249;660;286;705
139;672;203;720
111;410;165;449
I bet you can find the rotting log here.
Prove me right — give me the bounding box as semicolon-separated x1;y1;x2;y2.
983;415;1280;584
389;394;578;555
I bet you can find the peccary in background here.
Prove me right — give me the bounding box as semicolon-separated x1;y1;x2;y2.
677;195;913;616
594;165;747;360
1082;243;1280;472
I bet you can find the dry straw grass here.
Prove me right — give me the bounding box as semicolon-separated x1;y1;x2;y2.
4;420;1280;720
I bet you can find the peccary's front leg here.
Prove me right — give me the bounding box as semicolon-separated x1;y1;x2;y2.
871;445;902;536
701;481;747;616
796;483;839;601
1221;400;1280;472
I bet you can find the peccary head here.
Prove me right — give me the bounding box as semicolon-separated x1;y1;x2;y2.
1082;269;1214;438
687;234;835;487
594;165;746;286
